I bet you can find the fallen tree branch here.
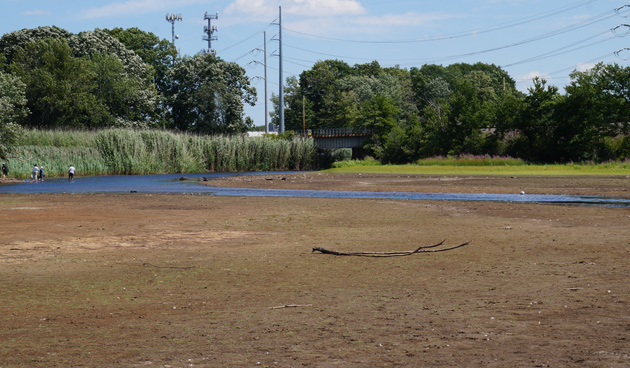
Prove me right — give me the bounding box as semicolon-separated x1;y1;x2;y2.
269;304;313;309
134;258;196;269
312;240;470;257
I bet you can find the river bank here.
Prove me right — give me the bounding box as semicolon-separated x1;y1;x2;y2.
1;174;629;367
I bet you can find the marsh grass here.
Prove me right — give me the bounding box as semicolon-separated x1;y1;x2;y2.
6;129;317;178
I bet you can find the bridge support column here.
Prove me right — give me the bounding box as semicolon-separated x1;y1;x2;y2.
351;147;365;160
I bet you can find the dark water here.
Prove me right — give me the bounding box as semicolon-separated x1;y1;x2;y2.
2;172;630;208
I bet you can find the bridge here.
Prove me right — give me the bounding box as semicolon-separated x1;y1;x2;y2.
307;128;372;159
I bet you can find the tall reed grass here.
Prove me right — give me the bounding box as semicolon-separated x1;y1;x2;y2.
5;129;317;178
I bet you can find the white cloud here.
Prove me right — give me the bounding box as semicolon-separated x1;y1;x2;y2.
575;62;595;72
21;9;51;16
517;71;551;83
225;0;366;18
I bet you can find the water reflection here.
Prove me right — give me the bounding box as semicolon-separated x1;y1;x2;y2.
1;172;629;208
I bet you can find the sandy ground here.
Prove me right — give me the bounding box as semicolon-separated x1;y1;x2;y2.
1;172;629;367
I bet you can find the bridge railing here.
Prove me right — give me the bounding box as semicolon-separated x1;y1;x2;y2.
309;128;372;137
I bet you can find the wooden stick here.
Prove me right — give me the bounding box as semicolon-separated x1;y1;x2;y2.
269;304;313;309
134;258;196;269
312;241;470;257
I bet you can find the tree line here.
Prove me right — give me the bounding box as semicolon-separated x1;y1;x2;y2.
1;26;629;164
273;60;630;163
0;26;255;159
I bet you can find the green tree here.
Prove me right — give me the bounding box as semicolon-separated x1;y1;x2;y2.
271;76;310;132
103;27;176;91
103;27;175;125
299;60;354;128
1;26;158;128
0;71;28;159
554;63;630;161
89;52;157;127
505;77;560;161
9;38;109;128
354;95;400;159
168;53;256;134
0;26;72;64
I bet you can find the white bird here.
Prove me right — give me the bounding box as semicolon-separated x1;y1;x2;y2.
520;191;525;195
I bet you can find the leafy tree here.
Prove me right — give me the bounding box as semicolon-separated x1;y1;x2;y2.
555;63;630;161
168;53;256;134
298;60;354;128
489;92;526;155
1;26;158;128
382;121;424;164
353;60;382;77
89;52;157;127
9;38;108;128
103;27;176;89
103;27;176;127
504;77;560;161
271;76;311;132
0;71;28;159
0;26;72;64
354;95;400;159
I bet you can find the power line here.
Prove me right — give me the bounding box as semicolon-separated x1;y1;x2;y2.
502;29;615;68
284;0;601;44
283;8;618;67
220;23;274;55
513;51;616;86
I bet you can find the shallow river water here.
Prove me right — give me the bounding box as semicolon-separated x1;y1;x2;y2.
1;172;630;208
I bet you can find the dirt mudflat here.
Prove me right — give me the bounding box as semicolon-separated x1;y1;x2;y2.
1;173;629;367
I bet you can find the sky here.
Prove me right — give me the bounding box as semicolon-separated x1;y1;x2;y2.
1;0;629;126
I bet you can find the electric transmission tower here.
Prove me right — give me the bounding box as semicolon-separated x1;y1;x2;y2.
203;12;218;56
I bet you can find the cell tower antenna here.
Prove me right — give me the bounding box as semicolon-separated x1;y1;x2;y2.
165;13;183;55
203;11;219;56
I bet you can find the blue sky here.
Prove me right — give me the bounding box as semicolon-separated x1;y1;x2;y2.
1;0;628;126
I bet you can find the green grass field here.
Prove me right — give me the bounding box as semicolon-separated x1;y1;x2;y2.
327;158;630;176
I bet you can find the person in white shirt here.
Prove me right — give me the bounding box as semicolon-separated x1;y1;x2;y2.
32;164;39;181
68;165;75;182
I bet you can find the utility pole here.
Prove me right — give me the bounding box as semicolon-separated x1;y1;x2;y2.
165;13;182;56
248;34;269;134
278;6;285;133
203;12;218;56
264;32;269;134
302;95;306;137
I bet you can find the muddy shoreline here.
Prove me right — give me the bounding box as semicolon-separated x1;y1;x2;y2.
1;173;629;367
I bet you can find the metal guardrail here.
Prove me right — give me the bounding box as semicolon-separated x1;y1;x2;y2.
307;128;372;149
310;128;372;137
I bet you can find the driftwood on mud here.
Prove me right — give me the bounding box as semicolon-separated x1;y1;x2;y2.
312;240;470;257
134;258;196;269
269;304;313;309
